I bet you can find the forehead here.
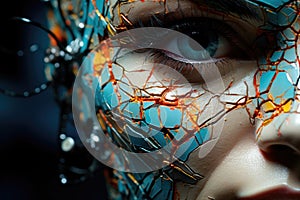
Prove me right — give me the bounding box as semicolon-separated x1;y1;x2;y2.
111;0;296;20
246;0;293;9
190;0;295;16
190;0;294;9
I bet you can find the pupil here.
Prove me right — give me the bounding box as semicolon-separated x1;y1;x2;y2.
192;32;209;49
190;31;218;56
170;18;221;59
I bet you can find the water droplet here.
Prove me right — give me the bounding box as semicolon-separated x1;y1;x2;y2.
30;44;39;52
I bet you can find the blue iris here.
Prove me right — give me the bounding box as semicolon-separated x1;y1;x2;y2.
177;30;219;60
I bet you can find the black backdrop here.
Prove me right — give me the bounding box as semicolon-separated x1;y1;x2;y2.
0;1;109;199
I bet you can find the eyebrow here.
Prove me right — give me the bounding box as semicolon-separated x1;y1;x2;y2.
192;0;261;20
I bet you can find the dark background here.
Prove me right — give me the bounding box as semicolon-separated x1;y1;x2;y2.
0;1;108;199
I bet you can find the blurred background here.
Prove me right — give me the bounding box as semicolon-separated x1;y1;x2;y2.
0;0;108;199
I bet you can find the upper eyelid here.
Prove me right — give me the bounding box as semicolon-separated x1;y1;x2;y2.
134;16;254;59
114;3;262;60
116;2;260;48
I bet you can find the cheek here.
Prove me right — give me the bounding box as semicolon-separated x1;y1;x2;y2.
175;108;257;199
173;61;258;198
92;7;260;194
97;50;223;157
99;49;257;154
96;45;259;156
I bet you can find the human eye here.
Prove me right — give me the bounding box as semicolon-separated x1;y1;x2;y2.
147;17;253;83
152;17;250;60
162;18;233;61
113;4;257;84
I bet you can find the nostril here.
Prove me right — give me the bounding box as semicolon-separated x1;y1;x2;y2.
261;144;299;168
267;144;296;154
256;113;300;167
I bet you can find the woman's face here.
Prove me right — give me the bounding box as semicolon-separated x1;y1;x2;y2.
99;0;300;199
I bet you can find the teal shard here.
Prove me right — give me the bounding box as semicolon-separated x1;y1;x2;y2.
195;128;210;144
270;50;283;62
249;0;292;9
277;6;297;26
171;128;185;141
127;102;142;120
177;136;199;161
294;21;300;32
118;89;131;104
278;62;299;84
283;28;296;42
112;64;124;80
284;47;297;63
125;126;152;149
269;72;295;104
102;82;118;108
259;71;276;93
251;0;297;27
160;106;182;129
142;101;155;109
145;107;161;128
152;130;167;147
100;66;110;86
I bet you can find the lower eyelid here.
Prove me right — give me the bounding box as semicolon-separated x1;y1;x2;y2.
150;50;242;84
150;50;204;83
162;50;222;64
151;49;258;86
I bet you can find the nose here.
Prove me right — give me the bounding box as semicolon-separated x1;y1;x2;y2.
257;113;300;154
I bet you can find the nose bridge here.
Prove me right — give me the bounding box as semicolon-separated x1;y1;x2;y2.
255;24;300;131
254;2;300;153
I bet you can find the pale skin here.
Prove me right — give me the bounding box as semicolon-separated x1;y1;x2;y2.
107;0;300;199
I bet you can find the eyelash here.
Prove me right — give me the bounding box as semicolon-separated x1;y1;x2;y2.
149;49;230;83
125;13;252;83
141;14;250;54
